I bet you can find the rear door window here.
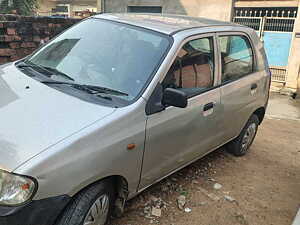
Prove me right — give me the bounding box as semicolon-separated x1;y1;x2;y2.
218;35;254;83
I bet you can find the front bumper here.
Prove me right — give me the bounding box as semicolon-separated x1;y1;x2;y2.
0;195;71;225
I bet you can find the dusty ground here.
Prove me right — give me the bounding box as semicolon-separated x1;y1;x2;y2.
111;116;300;225
267;92;300;120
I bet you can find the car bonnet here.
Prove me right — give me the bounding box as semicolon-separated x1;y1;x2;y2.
0;63;116;171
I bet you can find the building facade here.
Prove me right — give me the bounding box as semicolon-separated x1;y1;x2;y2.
99;0;300;94
234;0;300;95
101;0;233;22
37;0;97;18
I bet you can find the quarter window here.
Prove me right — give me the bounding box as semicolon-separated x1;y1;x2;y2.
162;37;214;97
219;35;254;83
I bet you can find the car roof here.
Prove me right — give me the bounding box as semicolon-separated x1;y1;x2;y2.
93;13;243;35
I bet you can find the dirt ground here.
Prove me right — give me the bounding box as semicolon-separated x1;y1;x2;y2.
111;118;300;225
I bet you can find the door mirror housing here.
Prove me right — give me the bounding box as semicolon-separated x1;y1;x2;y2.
162;88;188;108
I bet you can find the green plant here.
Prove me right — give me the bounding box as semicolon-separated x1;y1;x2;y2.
0;0;38;16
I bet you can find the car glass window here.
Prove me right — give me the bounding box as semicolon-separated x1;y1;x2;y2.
162;37;214;97
189;38;211;53
219;35;254;83
27;19;170;102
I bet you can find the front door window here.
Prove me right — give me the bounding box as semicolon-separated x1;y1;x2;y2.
162;37;215;97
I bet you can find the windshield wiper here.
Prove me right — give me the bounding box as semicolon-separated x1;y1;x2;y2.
39;66;74;81
17;61;46;71
41;81;129;96
17;61;74;81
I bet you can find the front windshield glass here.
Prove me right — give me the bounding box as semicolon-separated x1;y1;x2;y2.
28;19;171;101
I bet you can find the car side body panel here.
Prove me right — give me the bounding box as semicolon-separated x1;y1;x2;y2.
218;30;270;141
220;71;267;142
140;88;222;189
15;98;147;200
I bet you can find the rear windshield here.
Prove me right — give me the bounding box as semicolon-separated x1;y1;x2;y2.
28;19;171;102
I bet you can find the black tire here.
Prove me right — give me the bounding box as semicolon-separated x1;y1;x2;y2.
56;180;115;225
226;114;259;157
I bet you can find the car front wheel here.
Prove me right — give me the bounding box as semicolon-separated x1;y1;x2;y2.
56;180;115;225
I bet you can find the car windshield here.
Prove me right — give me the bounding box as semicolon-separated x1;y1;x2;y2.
27;18;171;101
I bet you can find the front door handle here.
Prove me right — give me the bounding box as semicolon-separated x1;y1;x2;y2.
203;102;215;117
203;102;214;111
251;83;258;90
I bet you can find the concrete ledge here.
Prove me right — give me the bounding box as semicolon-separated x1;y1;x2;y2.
265;114;300;122
279;87;297;96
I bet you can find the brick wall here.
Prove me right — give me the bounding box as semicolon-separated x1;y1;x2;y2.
0;14;80;64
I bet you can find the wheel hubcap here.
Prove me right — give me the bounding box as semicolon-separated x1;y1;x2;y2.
241;123;257;153
83;194;109;225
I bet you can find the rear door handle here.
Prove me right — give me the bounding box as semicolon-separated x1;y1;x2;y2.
251;83;258;90
203;102;214;111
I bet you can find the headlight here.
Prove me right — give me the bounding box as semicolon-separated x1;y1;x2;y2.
0;169;37;206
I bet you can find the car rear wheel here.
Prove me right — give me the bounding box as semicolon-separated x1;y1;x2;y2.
56;180;115;225
226;114;259;156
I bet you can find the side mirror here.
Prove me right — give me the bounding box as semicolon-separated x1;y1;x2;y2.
162;88;188;108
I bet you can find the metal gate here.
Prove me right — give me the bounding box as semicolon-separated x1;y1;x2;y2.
233;8;297;83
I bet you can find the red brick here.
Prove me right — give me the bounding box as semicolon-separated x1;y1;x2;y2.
21;42;36;48
24;48;34;55
0;57;9;64
2;35;14;42
16;49;27;58
13;36;22;41
9;42;20;49
0;49;16;56
0;23;3;28
10;55;21;61
40;37;49;44
7;28;16;35
6;36;14;42
33;36;40;42
18;48;35;56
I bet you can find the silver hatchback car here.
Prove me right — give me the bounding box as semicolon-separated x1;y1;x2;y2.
0;14;270;225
